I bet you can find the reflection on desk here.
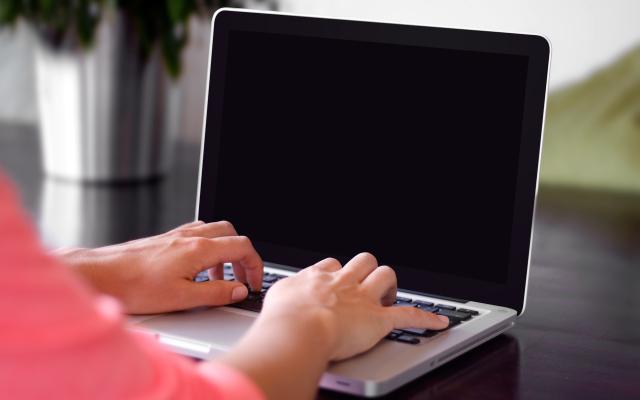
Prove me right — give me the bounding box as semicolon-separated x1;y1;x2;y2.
40;178;163;248
320;334;521;400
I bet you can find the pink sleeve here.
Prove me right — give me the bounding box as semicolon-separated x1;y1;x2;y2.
0;172;265;400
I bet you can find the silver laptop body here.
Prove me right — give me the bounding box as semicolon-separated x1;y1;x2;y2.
132;9;550;397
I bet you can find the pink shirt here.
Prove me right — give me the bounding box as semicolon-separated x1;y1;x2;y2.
0;172;265;400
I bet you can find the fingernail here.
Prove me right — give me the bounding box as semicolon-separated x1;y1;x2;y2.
231;285;248;301
437;315;450;324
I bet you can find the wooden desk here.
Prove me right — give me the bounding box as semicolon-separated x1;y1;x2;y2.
1;123;638;399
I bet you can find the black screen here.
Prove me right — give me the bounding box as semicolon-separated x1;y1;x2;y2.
210;30;529;284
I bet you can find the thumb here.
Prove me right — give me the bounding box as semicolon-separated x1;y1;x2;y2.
183;280;249;307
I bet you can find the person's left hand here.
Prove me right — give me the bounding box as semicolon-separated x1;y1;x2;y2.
56;221;263;314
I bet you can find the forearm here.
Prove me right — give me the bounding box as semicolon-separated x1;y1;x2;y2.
217;314;332;400
53;246;128;300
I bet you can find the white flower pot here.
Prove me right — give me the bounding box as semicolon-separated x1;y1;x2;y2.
34;10;181;182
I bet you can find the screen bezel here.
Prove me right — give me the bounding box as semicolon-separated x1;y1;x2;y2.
197;9;550;315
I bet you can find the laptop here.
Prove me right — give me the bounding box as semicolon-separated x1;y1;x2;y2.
132;8;550;397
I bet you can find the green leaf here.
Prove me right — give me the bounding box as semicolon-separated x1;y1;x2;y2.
38;0;55;19
166;0;184;23
167;0;197;23
161;25;186;78
0;0;17;24
76;0;100;46
3;0;233;77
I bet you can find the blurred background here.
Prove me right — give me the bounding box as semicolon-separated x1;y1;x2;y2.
1;2;639;397
1;0;640;251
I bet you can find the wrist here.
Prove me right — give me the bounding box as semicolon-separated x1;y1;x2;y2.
218;311;334;399
258;309;335;358
54;247;103;289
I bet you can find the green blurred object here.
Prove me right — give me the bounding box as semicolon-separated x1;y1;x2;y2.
0;0;232;77
541;46;640;193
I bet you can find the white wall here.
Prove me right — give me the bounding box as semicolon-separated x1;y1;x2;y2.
281;0;640;90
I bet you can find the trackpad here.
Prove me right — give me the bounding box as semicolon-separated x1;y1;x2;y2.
134;307;257;358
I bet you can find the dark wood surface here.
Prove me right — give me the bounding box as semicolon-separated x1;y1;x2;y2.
1;122;638;399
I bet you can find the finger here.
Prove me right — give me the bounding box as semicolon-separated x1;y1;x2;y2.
207;263;224;281
338;252;378;283
232;261;248;286
309;257;342;273
361;265;397;306
181;280;249;308
179;220;238;239
185;236;263;291
385;306;450;330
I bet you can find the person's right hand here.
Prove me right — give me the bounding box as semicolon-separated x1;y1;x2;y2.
261;252;449;361
219;253;449;400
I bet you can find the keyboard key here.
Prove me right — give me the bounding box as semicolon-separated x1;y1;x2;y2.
414;300;434;308
226;271;286;312
402;328;442;337
436;308;472;322
396;296;413;303
230;291;263;312
263;275;279;283
386;330;401;339
395;335;420;344
436;304;456;310
447;319;461;329
417;305;438;313
439;319;459;333
400;327;423;335
394;298;415;306
194;270;209;282
457;308;479;316
400;327;438;337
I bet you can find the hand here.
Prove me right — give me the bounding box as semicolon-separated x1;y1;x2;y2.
219;253;449;399
262;252;449;360
56;221;263;314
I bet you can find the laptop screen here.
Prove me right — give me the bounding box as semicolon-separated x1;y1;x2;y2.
212;29;527;284
199;11;549;310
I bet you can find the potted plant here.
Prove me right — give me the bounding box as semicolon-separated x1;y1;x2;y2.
0;0;233;182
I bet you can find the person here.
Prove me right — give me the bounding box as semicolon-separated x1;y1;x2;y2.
0;171;449;399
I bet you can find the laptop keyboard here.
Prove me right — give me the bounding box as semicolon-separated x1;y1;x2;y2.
194;266;479;345
386;299;479;344
194;265;285;313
